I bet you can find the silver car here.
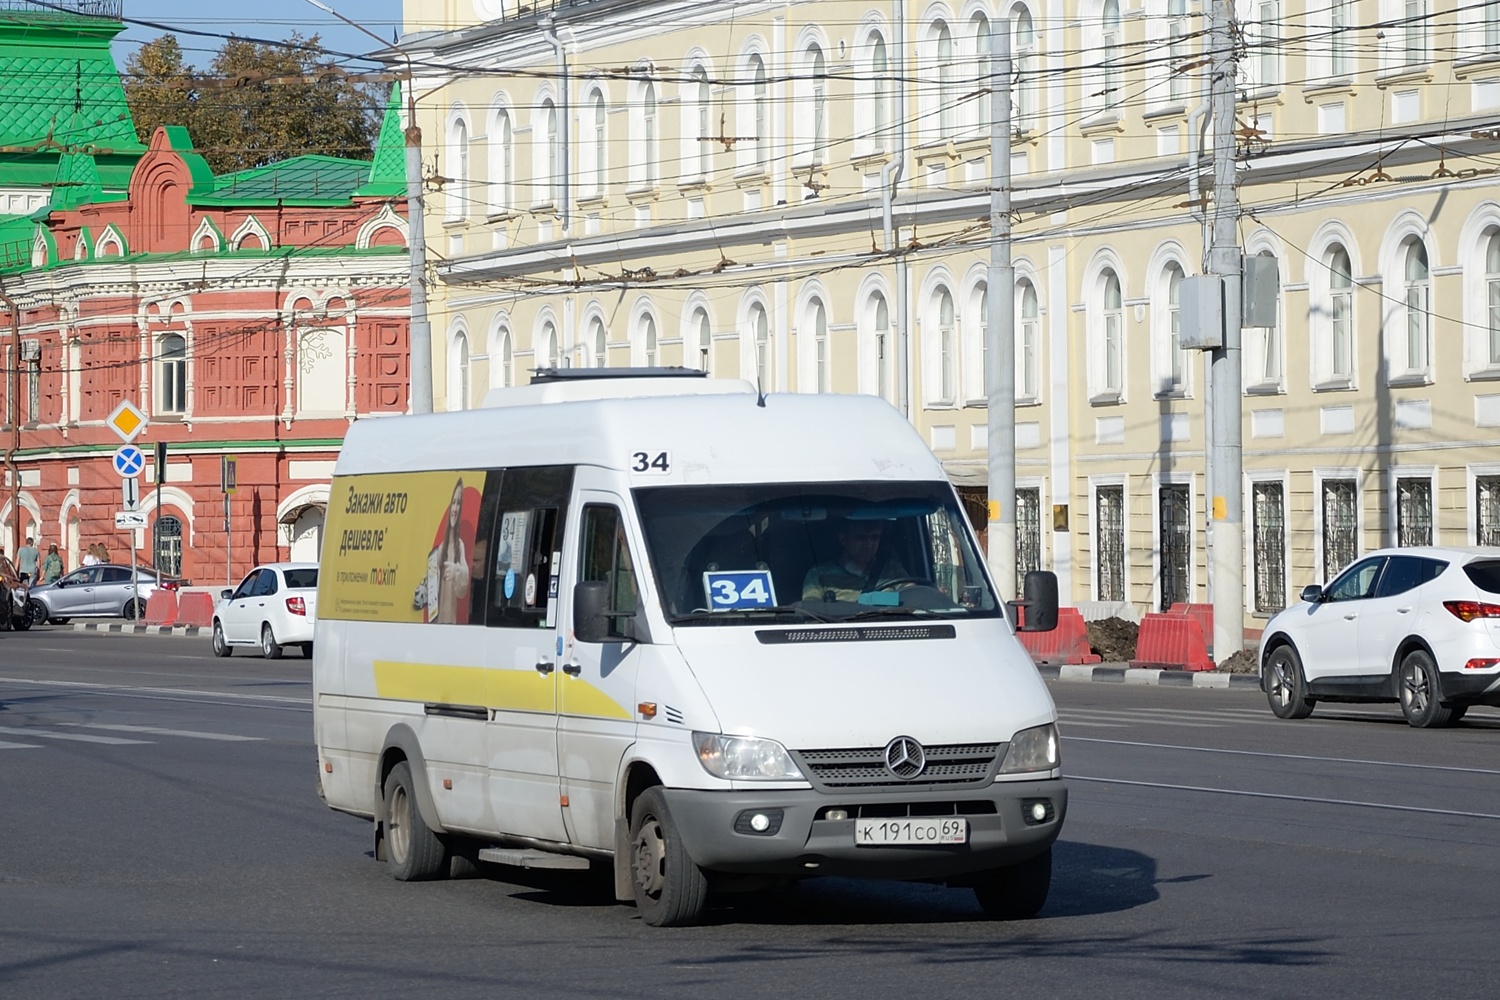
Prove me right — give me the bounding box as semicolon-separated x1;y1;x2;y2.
27;564;164;624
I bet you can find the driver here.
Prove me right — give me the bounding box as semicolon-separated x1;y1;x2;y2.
802;520;908;602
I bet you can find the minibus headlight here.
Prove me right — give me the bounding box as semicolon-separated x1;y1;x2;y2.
999;723;1060;774
692;732;804;781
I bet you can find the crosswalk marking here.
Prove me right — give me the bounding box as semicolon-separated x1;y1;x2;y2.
61;723;262;742
0;740;42;750
0;725;150;746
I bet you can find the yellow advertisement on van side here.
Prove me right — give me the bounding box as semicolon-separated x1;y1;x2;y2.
320;471;488;623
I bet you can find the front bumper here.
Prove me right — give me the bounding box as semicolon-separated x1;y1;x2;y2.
662;778;1066;880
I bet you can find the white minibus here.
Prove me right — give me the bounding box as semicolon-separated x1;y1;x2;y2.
314;369;1065;926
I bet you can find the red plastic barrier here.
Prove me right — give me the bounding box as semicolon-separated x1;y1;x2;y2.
144;591;179;626
1017;607;1102;665
175;591;216;628
1168;603;1214;650
1130;613;1214;671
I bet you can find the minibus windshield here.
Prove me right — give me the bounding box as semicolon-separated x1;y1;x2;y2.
633;481;1000;625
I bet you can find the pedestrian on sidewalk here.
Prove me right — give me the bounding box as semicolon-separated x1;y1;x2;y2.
82;543;101;567
16;536;38;583
41;544;63;584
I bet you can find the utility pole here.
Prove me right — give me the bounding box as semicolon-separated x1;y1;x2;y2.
1208;0;1244;663
986;17;1017;601
305;0;431;414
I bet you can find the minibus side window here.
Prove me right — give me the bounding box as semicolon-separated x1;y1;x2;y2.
580;505;639;616
487;465;574;628
464;472;505;624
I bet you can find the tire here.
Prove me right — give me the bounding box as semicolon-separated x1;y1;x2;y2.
974;847;1053;920
12;609;30;631
260;623;283;660
1398;649;1454;728
301;643;314;659
382;761;447;881
1264;644;1315;720
0;602;11;631
629;786;709;927
212;621;233;658
1449;705;1469;724
122;599;143;620
27;600;48;629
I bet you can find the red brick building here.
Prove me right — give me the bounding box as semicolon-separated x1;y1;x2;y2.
1;102;410;586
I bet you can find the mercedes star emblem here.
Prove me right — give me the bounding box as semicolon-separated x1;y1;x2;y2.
884;736;926;780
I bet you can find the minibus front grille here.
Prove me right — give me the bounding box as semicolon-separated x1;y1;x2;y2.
792;743;1004;789
756;625;958;644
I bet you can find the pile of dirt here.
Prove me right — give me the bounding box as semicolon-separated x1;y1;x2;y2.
1086;617;1138;662
1217;649;1259;674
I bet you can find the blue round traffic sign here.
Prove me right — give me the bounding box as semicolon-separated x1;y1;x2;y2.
113;444;145;478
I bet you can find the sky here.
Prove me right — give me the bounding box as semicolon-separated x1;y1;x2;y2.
111;1;406;68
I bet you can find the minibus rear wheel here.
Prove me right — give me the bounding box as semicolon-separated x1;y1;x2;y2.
629;787;708;927
383;761;447;881
973;847;1052;919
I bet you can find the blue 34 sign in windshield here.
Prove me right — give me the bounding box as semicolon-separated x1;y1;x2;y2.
702;570;778;611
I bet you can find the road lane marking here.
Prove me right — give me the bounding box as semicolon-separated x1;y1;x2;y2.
1069;774;1500;821
1058;711;1223;728
0;677;309;712
60;724;262;742
0;740;42;750
1065;735;1500;776
1055;720;1127;728
0;725;149;745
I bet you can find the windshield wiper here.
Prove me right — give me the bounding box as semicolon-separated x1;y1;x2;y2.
669;605;837;625
841;606;963;622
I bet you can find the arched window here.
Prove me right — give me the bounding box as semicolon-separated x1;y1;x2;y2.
447;115;470;220
964;280;988;401
809;298;829;392
692;67;712;180
692;308;712;371
937;288;957;403
935;22;956;138
872;34;891;150
968;12;991;133
153;514;183;577
1164;263;1185;393
1403;240;1431;374
810;45;828;165
158;333;186;414
496;328;514;388
752;54;769;169
749;303;771;389
1102;0;1122;109
1330;247;1354;379
539;99;559;206
1098;269;1123;395
489;108;512;214
451;332;471;410
1487;234;1500;368
590;316;607;368
642;313;659;367
588;90;606;198
1013;7;1037;127
1017;279;1040;400
1247;250;1282;385
540;320;560;370
641;80;659;188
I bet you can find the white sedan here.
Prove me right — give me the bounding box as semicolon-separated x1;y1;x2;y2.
1260;546;1500;727
212;562;319;659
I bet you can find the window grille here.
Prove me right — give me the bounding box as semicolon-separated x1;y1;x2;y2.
1253;482;1286;612
1478;477;1500;546
154;515;183;577
1096;486;1125;601
1397;477;1433;546
1016;487;1041;594
1321;479;1358;579
1158;485;1191;610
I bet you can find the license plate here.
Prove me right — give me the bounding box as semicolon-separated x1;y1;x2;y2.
853;818;968;846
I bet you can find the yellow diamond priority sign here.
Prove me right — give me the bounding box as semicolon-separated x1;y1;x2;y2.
106;400;148;443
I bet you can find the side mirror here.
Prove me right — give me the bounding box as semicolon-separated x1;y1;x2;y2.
220;589;233;601
1014;571;1060;632
1300;584;1324;604
574;580;651;645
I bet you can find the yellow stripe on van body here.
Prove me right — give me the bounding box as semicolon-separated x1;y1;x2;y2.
372;661;630;720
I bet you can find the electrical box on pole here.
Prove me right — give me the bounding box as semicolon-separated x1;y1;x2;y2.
1178;275;1224;350
1242;253;1280;328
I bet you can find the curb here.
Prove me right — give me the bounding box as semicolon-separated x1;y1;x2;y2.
68;623;206;638
1036;662;1262;690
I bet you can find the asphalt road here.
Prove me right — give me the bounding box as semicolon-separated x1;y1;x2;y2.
2;629;1499;999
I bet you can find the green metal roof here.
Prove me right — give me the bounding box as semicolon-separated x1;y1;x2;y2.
194;155;378;207
355;82;405;199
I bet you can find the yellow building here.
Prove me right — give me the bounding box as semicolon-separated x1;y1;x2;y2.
398;0;1500;630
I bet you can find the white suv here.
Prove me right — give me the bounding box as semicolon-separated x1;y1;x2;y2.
1260;546;1500;728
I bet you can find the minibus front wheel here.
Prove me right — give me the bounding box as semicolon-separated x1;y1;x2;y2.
629;787;708;927
973;847;1052;919
383;761;448;881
